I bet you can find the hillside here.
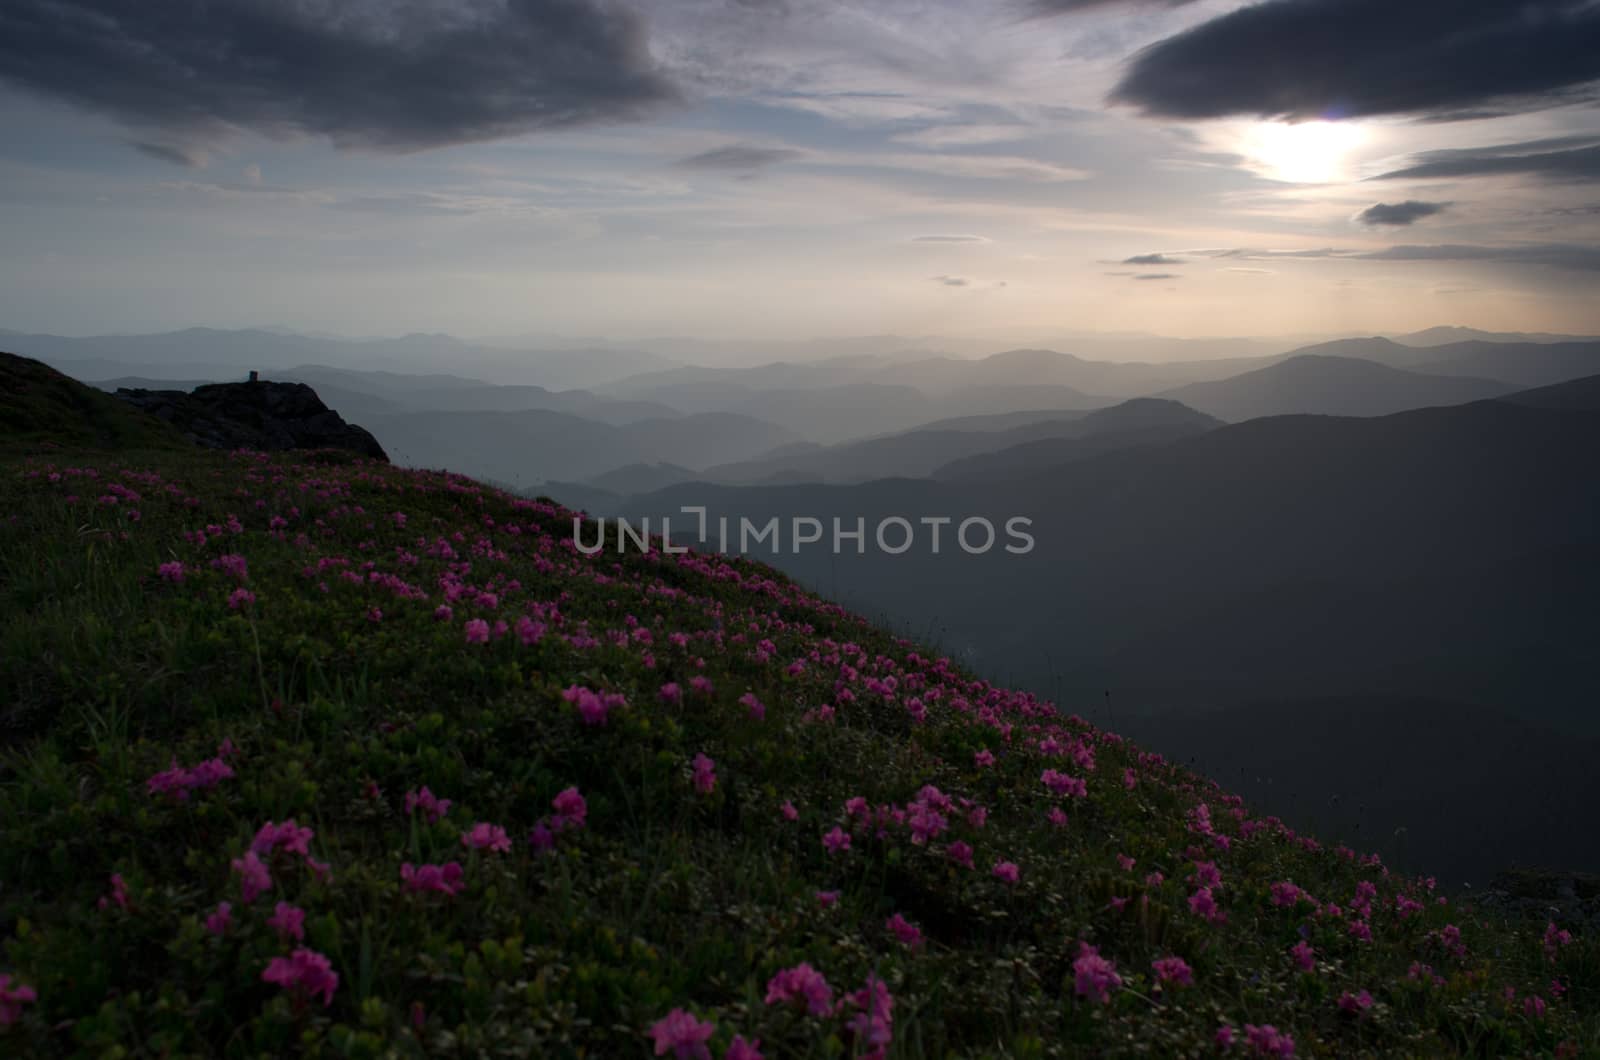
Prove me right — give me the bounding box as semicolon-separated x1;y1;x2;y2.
0;351;187;451
1156;356;1515;421
1;395;1595;1055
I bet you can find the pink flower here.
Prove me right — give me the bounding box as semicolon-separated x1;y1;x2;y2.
1073;942;1122;1004
689;675;714;697
261;947;339;1007
227;587;256;610
231;851;272;903
725;1036;764;1060
1047;806;1069;828
765;962;834;1016
1152;955;1194;987
267;901;306;941
98;872;130;911
886;913;923;948
461;822;513;854
841;976;894;1060
1116;854;1135;872
1545;922;1574;962
823;827;851;854
659;682;683;704
780;799;799;822
650;1008;715;1059
1190;860;1222;888
992;861;1020;884
1041;769;1086;798
1525;995;1547;1019
739;692;766;720
205;901;233;936
401;861;466;897
1188;887;1224;923
946;840;974;868
1338;989;1374;1016
1123;767;1138;790
404;786;452;823
1270;881;1304;908
691;753;717;794
564;685;625;726
1290;940;1315;973
463;618;490;644
252;820;314;858
1244;1024;1295;1057
157;560;186;582
0;974;38;1027
552;786;587;828
974;749;996;768
1216;1025;1236;1050
514;615;545;644
815;889;841;907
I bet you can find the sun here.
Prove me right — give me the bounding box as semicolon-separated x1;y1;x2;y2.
1242;120;1366;184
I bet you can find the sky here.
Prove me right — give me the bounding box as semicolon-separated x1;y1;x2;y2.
2;0;1599;344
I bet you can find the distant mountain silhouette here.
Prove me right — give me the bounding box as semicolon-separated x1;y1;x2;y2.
1157;354;1514;420
1287;336;1600;387
934;400;1219;480
1392;325;1600;347
366;408;799;489
583;462;701;494
1498;372;1600;410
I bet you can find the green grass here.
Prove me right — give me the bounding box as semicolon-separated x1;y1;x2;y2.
0;443;1593;1058
0;353;189;454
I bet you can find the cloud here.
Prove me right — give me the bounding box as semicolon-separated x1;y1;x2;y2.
1353;201;1449;227
933;275;970;286
1357;243;1600;271
133;141;209;168
1109;0;1600;122
1371;140;1600;182
0;0;678;159
1133;272;1179;280
912;234;989;243
1031;0;1199;11
676;144;803;170
1121;252;1184;265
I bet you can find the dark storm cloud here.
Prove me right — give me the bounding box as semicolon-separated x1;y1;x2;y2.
676;144;803;170
1030;0;1197;11
1371;140;1600;182
1109;0;1600;121
0;0;678;157
1122;253;1184;265
1353;201;1449;227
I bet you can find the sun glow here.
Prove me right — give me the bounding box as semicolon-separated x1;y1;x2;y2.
1243;120;1366;184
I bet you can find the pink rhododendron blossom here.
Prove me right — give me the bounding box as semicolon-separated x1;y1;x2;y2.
552;787;587;829
725;1036;763;1060
1244;1024;1295;1057
1047;807;1069;828
1270;881;1304;908
1190;860;1222;888
1338;989;1374;1016
404;787;452;823
261;948;339;1007
205;901;233;936
659;682;683;704
780;800;799;822
98;873;130;911
1073;943;1122;1004
1188;887;1225;923
823;827;851;854
267;901;306;941
227;588;256;610
1216;1025;1236;1050
252;819;314;858
947;840;974;868
0;974;37;1027
993;860;1020;884
886;913;923;948
739;692;766;719
1152;956;1194;987
840;976;894;1060
1290;939;1316;972
765;962;834;1016
1525;995;1547;1018
691;753;717;794
401;862;466;897
157;561;185;582
815;889;841;907
463;618;490;644
461;822;513;854
1123;767;1138;790
1041;769;1086;798
974;749;996;768
1545;922;1574;962
232;851;272;903
1116;854;1135;872
650;1008;716;1059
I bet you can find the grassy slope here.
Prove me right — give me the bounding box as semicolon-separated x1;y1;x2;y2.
0;352;188;453
0;444;1594;1059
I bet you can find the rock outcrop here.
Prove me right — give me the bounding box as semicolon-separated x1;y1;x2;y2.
115;379;389;462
